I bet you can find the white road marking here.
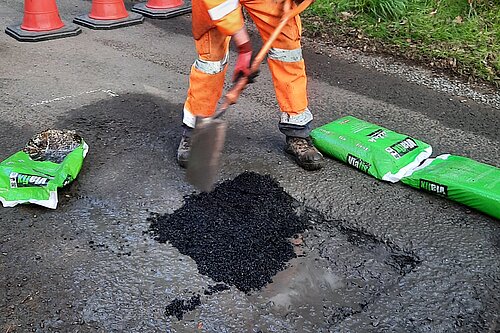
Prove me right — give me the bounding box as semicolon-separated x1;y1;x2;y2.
30;89;119;107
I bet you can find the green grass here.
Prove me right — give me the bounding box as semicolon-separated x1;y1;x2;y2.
304;0;500;86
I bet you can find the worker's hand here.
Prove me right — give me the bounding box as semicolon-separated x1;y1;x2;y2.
233;41;252;82
232;27;256;83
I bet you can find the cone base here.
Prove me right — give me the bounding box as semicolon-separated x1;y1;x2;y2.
73;12;144;30
131;2;191;19
5;21;81;42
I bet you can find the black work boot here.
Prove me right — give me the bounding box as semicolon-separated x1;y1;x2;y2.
177;134;191;168
285;136;325;171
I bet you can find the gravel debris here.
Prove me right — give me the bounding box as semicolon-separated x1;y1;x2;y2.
164;294;201;320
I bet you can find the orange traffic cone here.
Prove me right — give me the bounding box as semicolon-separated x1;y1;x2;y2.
5;0;81;42
74;0;144;29
132;0;191;19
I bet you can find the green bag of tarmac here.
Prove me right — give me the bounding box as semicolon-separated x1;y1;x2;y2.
401;154;500;219
310;116;432;182
0;130;88;209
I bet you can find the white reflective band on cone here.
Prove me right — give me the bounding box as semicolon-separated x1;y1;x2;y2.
194;53;229;74
280;108;313;126
268;47;303;62
183;107;196;128
208;0;239;20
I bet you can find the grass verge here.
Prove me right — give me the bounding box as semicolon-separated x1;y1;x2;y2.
303;0;500;87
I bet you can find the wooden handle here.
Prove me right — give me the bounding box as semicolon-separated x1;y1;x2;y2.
220;0;313;111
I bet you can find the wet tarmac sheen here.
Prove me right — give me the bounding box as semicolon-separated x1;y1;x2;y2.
149;172;421;329
1;4;499;329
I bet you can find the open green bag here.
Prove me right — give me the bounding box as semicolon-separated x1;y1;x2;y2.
0;142;88;209
311;116;432;182
401;154;500;219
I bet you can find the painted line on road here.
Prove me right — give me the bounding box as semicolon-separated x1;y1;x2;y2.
30;89;119;107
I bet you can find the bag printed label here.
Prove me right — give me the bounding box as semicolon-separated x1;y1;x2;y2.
10;172;51;188
385;138;418;159
347;154;371;173
402;154;500;219
311;116;432;182
367;129;387;142
419;179;448;196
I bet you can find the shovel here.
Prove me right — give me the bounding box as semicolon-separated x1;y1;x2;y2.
186;0;314;192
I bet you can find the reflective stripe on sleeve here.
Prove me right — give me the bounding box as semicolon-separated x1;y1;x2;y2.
194;53;229;74
208;0;239;21
268;47;303;63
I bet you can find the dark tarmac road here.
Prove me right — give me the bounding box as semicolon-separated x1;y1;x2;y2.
0;1;499;332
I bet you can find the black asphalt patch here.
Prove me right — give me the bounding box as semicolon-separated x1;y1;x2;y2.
149;172;310;293
164;294;201;320
149;171;423;327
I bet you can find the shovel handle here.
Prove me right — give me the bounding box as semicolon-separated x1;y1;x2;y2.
219;0;313;111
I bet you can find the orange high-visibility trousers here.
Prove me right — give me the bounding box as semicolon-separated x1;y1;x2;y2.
183;0;309;129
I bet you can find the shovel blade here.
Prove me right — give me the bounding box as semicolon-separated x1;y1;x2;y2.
186;118;227;192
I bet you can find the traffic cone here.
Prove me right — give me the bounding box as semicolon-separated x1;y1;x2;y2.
74;0;144;30
132;0;191;19
5;0;81;42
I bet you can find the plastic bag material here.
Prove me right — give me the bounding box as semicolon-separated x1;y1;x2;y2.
401;154;500;219
0;141;88;209
310;116;432;182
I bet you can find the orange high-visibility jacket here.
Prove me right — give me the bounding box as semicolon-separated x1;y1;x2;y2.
183;0;312;128
193;0;244;38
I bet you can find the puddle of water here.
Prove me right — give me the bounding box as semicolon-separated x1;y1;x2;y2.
256;254;345;325
247;220;420;331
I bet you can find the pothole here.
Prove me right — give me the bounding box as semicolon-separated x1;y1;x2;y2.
148;172;420;328
149;172;310;293
253;217;420;330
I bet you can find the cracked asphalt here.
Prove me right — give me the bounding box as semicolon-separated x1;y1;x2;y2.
0;0;499;332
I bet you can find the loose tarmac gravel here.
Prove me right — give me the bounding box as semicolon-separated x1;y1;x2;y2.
148;172;425;328
149;172;310;293
164;294;201;320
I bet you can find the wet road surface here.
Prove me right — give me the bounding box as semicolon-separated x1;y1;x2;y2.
0;1;499;332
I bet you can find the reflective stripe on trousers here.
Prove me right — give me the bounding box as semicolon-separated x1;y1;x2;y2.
183;55;228;127
183;29;231;126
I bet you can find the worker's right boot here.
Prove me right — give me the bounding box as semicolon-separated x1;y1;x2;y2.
177;133;191;168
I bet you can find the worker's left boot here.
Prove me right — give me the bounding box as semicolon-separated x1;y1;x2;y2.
177;134;191;168
285;136;325;171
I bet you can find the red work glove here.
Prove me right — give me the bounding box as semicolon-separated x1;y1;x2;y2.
233;41;252;82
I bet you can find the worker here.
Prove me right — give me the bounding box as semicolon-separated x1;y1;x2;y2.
177;0;325;171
